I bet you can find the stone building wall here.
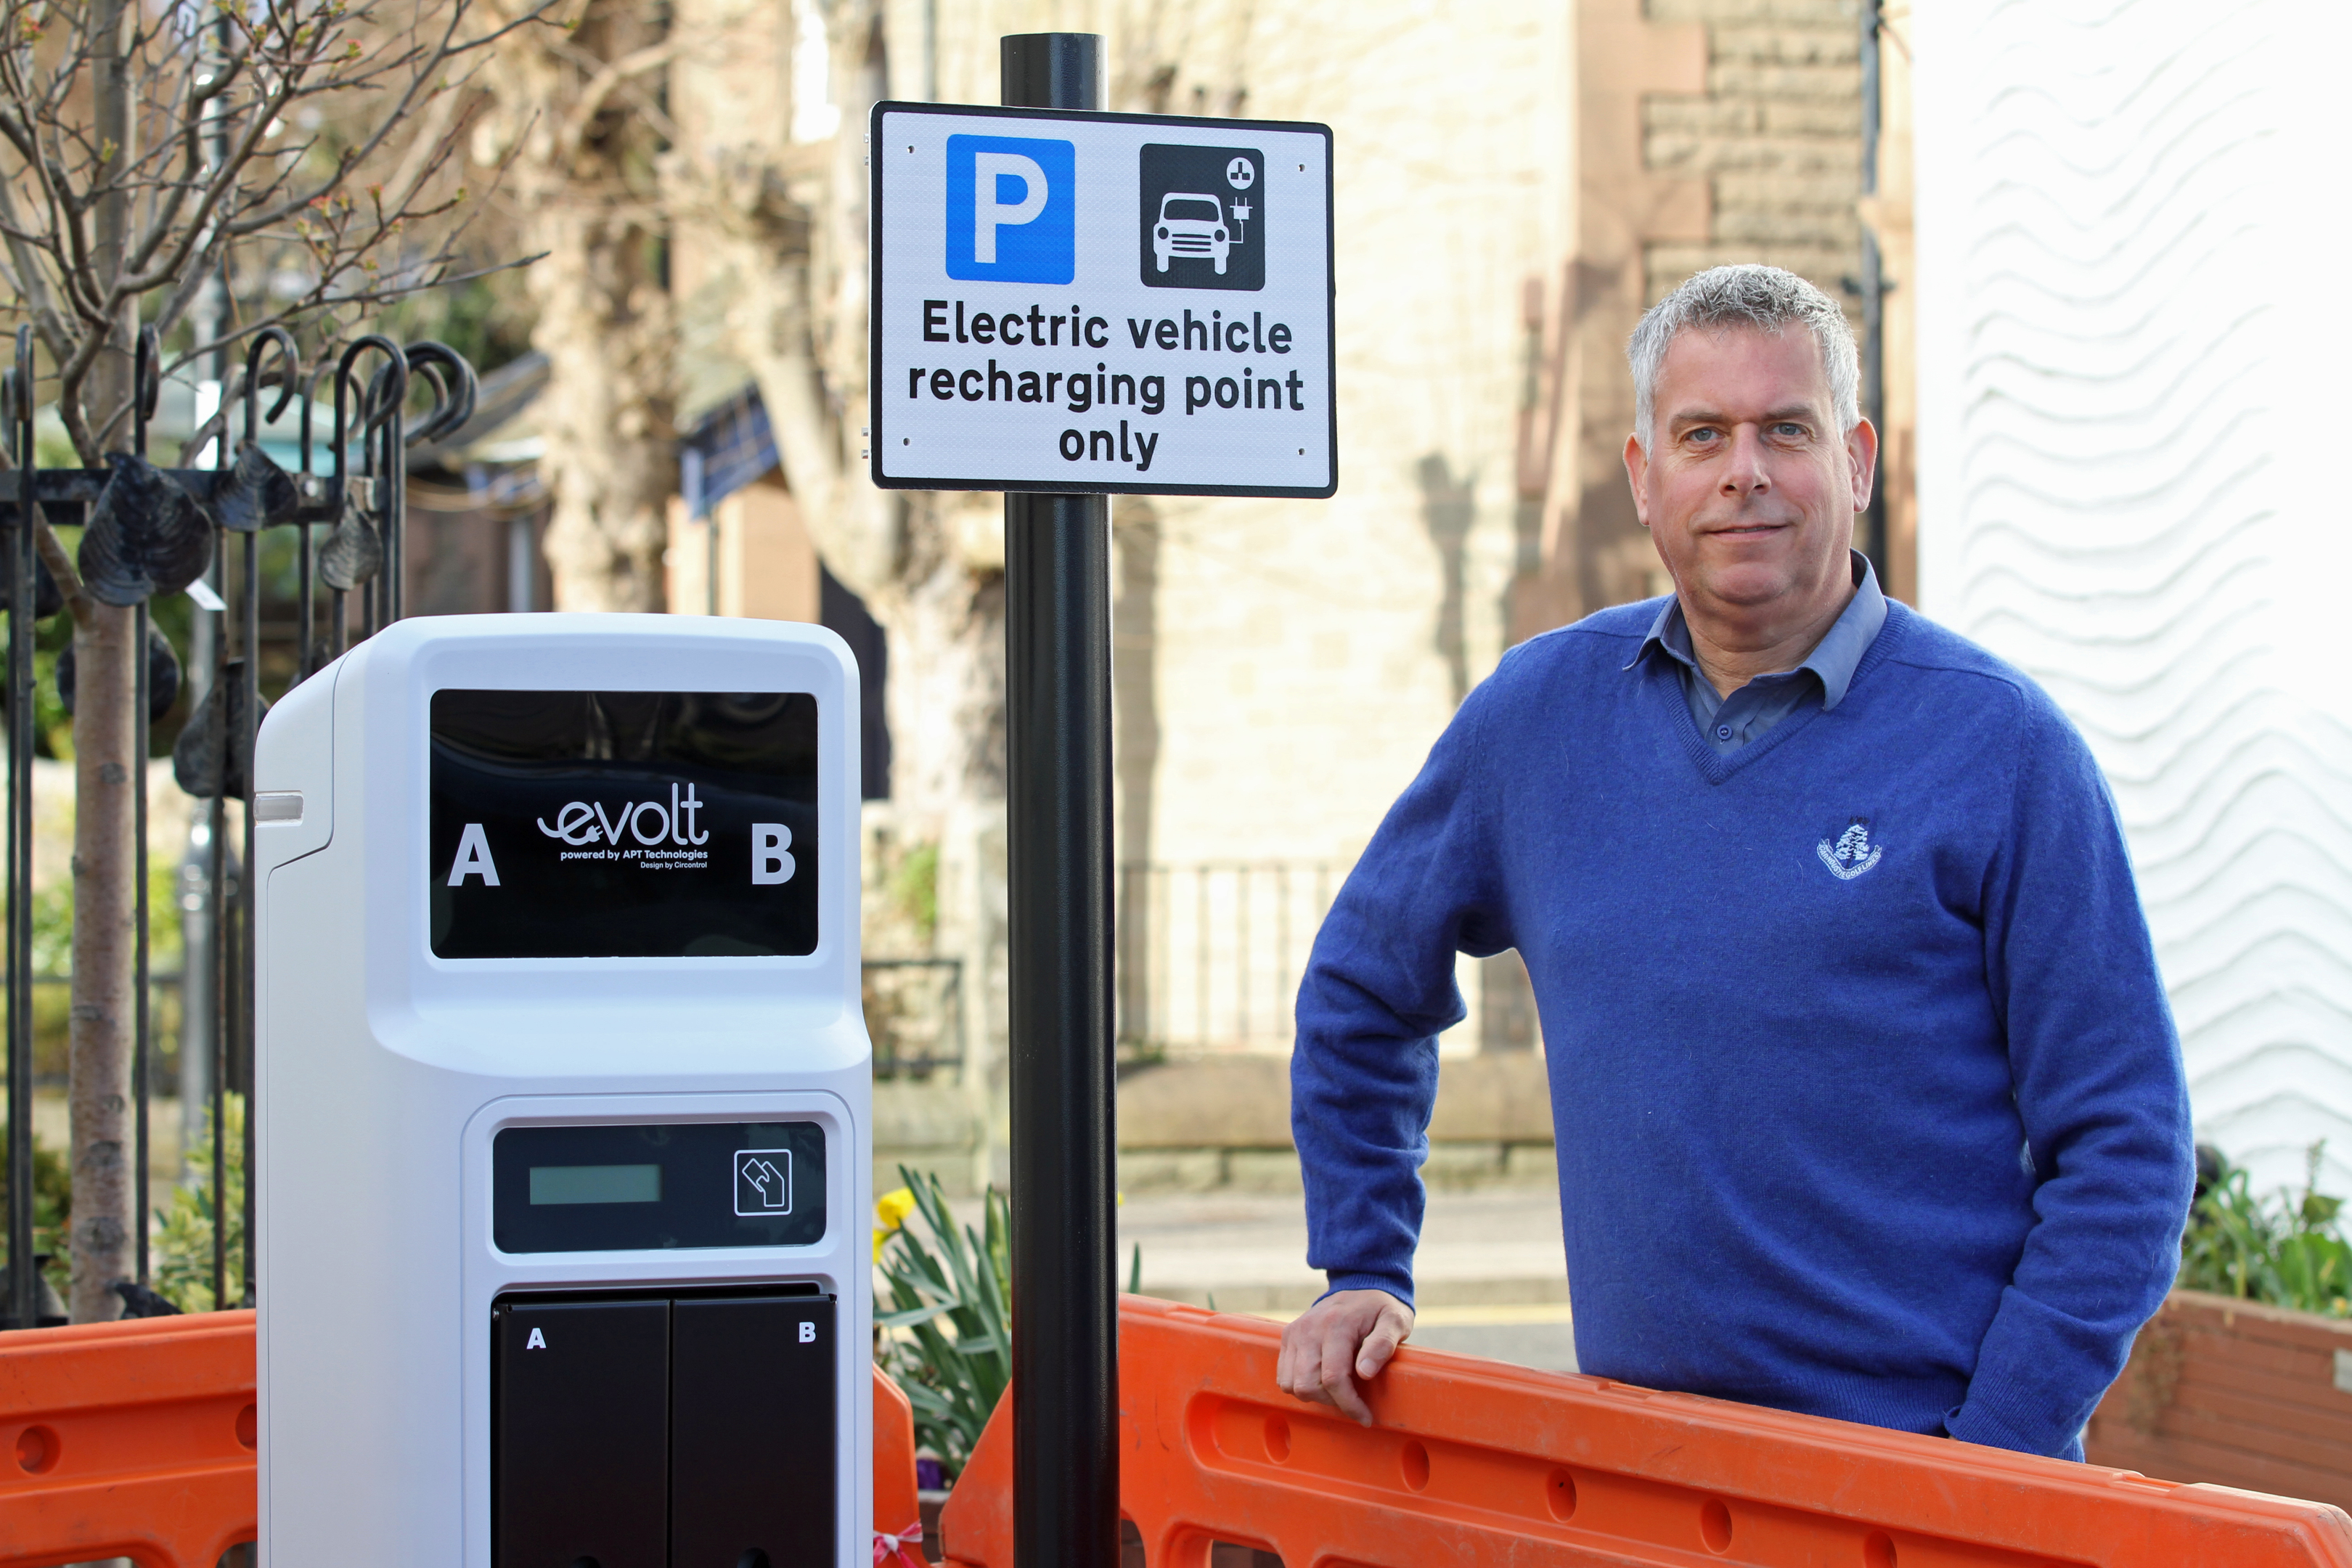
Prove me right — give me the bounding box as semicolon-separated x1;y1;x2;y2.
1640;0;1865;312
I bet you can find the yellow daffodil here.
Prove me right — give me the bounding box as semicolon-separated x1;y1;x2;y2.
873;1185;917;1260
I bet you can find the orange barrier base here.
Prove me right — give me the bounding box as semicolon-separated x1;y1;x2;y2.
875;1358;926;1562
0;1311;924;1568
15;1297;2352;1567
940;1295;2352;1568
0;1311;258;1568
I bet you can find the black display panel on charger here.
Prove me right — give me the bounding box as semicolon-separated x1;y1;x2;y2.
492;1122;828;1253
430;689;818;959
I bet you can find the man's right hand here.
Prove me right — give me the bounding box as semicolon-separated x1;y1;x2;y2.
1275;1289;1415;1426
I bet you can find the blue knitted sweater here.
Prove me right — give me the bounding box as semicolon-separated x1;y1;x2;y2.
1292;598;2193;1459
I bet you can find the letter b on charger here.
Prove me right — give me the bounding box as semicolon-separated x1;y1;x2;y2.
751;823;795;885
946;135;1075;283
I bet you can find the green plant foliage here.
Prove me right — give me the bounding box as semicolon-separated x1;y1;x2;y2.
889;841;941;943
2180;1143;2352;1317
874;1166;1010;1477
26;859;187;1081
0;1126;73;1296
152;1093;245;1313
146;853;186;973
0;608;76;759
28;881;71;977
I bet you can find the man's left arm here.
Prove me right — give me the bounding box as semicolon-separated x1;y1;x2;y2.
1950;690;2194;1457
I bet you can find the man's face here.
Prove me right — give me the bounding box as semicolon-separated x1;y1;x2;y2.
1623;325;1876;626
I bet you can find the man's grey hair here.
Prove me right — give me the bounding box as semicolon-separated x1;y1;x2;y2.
1628;265;1859;449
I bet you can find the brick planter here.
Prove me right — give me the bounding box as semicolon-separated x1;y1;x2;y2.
2087;1289;2352;1508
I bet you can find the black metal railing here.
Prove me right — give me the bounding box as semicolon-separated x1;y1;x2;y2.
1;324;476;1330
1114;861;1343;1056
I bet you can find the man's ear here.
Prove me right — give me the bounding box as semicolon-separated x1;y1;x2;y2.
1847;417;1880;515
1623;432;1652;529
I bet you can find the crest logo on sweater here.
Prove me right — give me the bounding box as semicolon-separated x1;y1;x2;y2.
1817;818;1882;881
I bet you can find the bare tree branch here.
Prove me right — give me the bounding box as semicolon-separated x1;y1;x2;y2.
0;0;568;1326
0;448;95;629
551;34;685;158
33;515;87;631
0;0;557;462
378;76;473;219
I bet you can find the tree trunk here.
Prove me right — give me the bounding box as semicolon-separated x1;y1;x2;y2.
478;0;677;612
68;0;140;1323
66;609;136;1322
530;209;675;611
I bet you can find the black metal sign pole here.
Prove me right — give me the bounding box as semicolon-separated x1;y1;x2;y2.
1000;30;1119;1568
7;332;34;1334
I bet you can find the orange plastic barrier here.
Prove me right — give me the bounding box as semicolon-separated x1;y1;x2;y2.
0;1310;258;1568
939;1295;2352;1568
0;1312;923;1568
875;1363;927;1565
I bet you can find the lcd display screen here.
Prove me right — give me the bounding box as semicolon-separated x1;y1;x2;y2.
430;690;819;959
528;1164;662;1206
493;1122;828;1252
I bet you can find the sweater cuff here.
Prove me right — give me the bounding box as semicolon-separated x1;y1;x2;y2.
1945;1397;2086;1461
1943;1396;2041;1455
1944;1357;2090;1460
1320;1272;1416;1313
1948;1285;2118;1458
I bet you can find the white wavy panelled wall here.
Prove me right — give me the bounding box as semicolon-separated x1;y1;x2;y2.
1914;0;2352;1195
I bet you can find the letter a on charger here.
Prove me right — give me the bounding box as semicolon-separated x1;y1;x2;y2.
448;822;500;887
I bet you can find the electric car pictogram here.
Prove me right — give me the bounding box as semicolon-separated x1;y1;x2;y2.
1153;192;1231;274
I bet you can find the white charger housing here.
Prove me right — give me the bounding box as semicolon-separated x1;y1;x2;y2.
254;613;871;1568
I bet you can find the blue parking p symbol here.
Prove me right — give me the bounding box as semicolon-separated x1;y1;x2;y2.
946;134;1076;285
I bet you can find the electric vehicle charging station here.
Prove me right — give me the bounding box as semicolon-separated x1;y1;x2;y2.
252;613;870;1568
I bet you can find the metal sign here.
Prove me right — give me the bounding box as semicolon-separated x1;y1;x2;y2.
868;102;1336;498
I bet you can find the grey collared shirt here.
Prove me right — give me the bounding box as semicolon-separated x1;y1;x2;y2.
1631;552;1888;752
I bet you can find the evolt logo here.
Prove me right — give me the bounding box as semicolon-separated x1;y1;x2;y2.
946;134;1075;284
536;783;711;848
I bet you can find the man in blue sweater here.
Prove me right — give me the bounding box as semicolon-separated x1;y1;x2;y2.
1275;265;2193;1460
